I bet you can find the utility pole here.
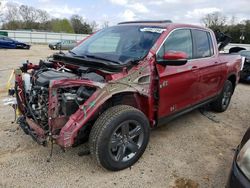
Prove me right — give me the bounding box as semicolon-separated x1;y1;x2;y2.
240;27;245;44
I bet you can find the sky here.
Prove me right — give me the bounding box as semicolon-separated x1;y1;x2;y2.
1;0;250;26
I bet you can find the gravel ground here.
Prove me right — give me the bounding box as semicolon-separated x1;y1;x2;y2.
0;45;249;188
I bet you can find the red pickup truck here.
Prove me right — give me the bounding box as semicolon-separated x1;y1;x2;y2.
10;21;242;171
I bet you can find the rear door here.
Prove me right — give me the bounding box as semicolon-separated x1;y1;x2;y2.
191;29;224;101
156;29;200;118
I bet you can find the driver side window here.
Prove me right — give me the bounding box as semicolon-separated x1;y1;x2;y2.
157;29;193;60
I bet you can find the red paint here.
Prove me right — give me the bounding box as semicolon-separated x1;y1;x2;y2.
14;23;242;148
15;71;26;114
26;118;45;138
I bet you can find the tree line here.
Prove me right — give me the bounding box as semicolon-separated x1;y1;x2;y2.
0;2;98;34
202;12;250;44
1;2;249;43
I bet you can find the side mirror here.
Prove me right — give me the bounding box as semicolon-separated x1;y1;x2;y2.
158;51;188;66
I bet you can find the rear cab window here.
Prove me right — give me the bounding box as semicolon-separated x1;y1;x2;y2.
207;32;214;56
192;29;214;58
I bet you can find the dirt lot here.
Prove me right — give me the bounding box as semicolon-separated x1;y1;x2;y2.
0;45;249;188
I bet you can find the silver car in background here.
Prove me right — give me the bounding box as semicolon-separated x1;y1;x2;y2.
48;39;77;50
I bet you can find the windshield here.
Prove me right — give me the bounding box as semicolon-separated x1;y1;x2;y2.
71;25;164;64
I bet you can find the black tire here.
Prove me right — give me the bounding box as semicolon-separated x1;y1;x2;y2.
211;80;233;112
89;105;150;171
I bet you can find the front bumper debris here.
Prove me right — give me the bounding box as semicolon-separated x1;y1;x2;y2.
18;117;47;146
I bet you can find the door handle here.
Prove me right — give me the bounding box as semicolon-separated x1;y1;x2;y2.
191;66;198;70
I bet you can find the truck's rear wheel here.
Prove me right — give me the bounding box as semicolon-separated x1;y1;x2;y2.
89;105;150;171
211;80;233;112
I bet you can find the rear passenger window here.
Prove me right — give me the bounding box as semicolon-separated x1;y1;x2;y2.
192;30;212;58
207;33;214;56
157;29;193;59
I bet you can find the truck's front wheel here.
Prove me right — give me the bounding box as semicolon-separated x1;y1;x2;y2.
89;105;150;171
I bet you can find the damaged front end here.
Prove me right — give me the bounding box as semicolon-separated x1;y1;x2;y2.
12;60;104;147
9;53;155;149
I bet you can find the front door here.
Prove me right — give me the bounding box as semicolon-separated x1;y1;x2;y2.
156;29;200;118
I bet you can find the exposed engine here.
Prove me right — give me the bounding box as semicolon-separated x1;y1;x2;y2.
21;61;104;133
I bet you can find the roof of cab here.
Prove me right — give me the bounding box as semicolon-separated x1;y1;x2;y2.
118;20;172;25
117;20;208;31
118;20;172;28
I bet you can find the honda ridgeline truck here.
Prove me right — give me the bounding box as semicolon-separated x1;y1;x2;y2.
9;21;242;171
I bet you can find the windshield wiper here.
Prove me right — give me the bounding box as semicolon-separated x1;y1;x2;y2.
68;50;77;55
68;51;88;59
84;54;122;64
67;52;118;64
53;53;127;72
67;52;138;65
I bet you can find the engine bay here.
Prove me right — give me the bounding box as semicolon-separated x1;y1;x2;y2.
19;60;105;134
